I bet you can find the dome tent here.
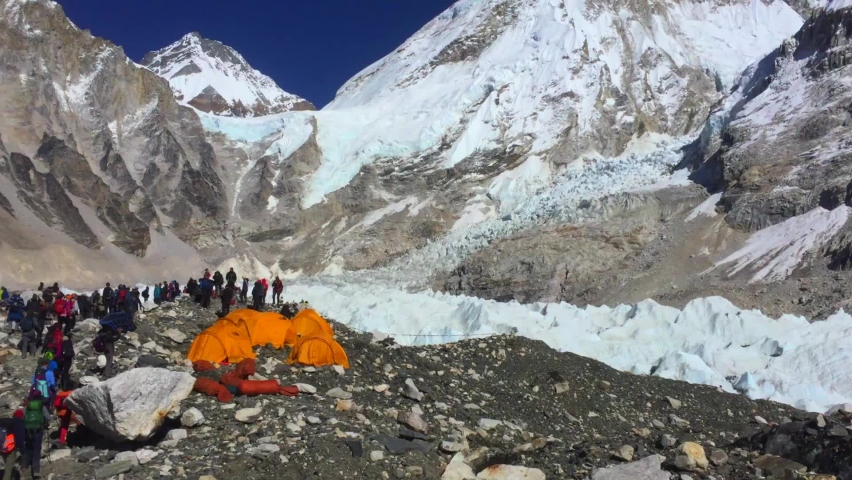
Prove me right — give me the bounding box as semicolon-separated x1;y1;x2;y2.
287;333;350;369
291;309;334;339
187;319;256;364
219;309;296;348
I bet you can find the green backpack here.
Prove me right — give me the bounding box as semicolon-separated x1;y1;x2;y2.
24;399;44;430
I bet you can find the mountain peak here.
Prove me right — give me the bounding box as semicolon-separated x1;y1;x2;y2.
142;33;314;117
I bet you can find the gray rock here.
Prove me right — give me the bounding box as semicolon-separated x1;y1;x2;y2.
475;465;545;479
95;459;134;479
829;426;848;437
397;412;428;433
326;387;352;400
669;415;690;428
442;452;476;480
370;450;384;462
709;449;728;466
181;407;205;427
752;454;806;477
65;368;195;442
613;445;634;461
666;396;682;409
403;378;424;401
659;434;677;448
165;428;187;441
295;383;317;394
591;454;669;480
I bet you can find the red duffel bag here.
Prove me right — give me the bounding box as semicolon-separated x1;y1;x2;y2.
237;379;281;396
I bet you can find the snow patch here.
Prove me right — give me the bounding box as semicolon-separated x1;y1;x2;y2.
686;192;722;222
715;207;850;282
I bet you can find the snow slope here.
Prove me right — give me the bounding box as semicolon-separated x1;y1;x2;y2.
142;33;312;117
289;0;801;207
282;277;852;414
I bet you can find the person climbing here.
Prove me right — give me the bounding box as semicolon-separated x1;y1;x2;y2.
226;267;237;286
251;280;264;311
18;312;37;358
90;290;101;319
20;387;50;480
52;295;68;333
160;282;169;303
199;277;214;309
124;288;143;321
63;295;76;336
1;410;20;480
212;271;224;296
102;283;114;315
94;325;122;378
34;298;47;349
42;324;63;359
31;359;55;406
141;286;149;305
240;278;249;305
219;282;235;317
57;334;74;391
272;276;284;305
6;292;24;331
0;286;8;313
115;285;128;312
77;293;91;320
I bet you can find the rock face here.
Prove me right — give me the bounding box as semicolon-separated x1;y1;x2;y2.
142;33;314;117
0;0;225;286
65;368;195;442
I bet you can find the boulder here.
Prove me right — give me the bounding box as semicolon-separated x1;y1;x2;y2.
235;407;262;423
66;368;195;442
753;454;806;477
476;465;546;479
591;455;669;480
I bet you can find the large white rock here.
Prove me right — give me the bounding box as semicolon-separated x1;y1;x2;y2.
66;368;195;442
442;453;476;480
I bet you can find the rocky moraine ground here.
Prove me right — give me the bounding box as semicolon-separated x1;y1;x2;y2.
0;298;849;480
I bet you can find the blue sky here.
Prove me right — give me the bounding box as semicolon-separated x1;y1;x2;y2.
56;0;457;108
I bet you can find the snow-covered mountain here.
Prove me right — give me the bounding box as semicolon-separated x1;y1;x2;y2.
141;33;314;117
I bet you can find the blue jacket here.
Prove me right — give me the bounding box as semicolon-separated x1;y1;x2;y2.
200;278;214;293
32;369;56;389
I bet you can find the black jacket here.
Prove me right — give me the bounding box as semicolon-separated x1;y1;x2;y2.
226;270;237;284
102;287;114;303
212;272;224;286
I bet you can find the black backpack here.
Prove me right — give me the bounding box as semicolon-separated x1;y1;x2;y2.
19;316;35;333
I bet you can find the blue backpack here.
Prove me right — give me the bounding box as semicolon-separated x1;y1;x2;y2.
32;368;50;400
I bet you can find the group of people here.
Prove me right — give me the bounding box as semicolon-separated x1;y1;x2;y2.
0;267;290;479
182;268;285;317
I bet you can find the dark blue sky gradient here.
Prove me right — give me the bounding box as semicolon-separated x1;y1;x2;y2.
55;0;456;107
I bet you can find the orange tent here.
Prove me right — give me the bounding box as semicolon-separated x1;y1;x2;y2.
287;333;350;369
187;319;256;364
291;309;334;339
219;310;296;348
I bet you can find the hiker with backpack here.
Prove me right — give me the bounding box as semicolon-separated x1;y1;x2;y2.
272;277;284;305
62;295;77;336
2;411;20;480
18;313;37;358
251;280;264;311
19;387;50;480
141;286;150;305
212;271;224;296
226;268;237;286
5;293;24;331
160;282;169;303
0;286;8;313
77;293;91;320
102;283;114;315
219;283;235;317
31;359;55;406
94;325;122;378
90;290;101;319
124;289;143;321
261;278;269;307
57;335;74;390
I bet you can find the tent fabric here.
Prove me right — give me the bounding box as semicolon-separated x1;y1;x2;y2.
219;310;296;348
291;309;334;339
187;320;256;364
287;334;350;369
